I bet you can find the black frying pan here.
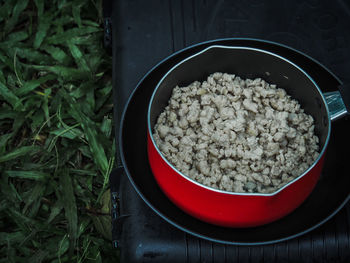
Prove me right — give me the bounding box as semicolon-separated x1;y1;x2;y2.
119;39;350;245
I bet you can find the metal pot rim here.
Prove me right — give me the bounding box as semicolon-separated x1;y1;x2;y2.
147;45;331;197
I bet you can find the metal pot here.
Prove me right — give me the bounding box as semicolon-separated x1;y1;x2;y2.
147;45;349;227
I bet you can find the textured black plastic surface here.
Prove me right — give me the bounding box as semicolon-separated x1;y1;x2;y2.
111;0;350;262
111;168;350;263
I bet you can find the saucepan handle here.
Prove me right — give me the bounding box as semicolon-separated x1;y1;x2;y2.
324;83;350;121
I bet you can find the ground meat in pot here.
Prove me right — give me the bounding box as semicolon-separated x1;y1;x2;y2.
153;73;320;194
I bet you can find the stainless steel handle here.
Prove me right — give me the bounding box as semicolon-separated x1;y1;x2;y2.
324;91;348;121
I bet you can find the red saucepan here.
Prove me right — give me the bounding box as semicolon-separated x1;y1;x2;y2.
147;45;350;228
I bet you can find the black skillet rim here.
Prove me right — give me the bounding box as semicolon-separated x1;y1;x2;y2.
119;38;350;245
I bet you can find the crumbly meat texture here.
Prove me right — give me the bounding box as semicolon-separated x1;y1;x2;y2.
153;73;320;194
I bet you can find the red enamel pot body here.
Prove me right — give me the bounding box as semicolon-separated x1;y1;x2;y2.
147;45;346;228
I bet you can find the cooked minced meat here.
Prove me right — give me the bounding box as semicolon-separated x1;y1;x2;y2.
153;73;319;194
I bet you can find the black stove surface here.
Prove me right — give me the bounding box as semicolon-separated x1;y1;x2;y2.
110;0;350;262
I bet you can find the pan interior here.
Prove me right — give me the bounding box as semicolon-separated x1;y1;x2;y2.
120;39;350;244
149;46;329;155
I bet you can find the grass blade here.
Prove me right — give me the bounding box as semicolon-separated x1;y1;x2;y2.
7;207;42;230
72;1;82;28
34;0;43;17
57;234;69;261
14;48;51;64
11;113;25;134
67;41;90;72
0;175;22;205
0;110;17;120
46;27;101;45
28;250;48;263
40;45;71;65
0;133;13;155
22;182;46;215
30;65;89;81
91;190;112;240
4;171;49;181
47;199;63;223
0;0;17;23
4;0;29;33
86;88;95;111
100;116;112;137
42;88;51;126
81;20;100;27
59;169;77;257
0;231;25;246
49;126;82;140
0;146;39;163
0;82;22;109
16;74;56;96
0;52;14;71
59;89;109;174
0;69;5;84
6;31;29;42
34;15;51;49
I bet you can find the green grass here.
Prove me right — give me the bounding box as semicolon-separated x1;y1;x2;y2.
0;0;117;262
